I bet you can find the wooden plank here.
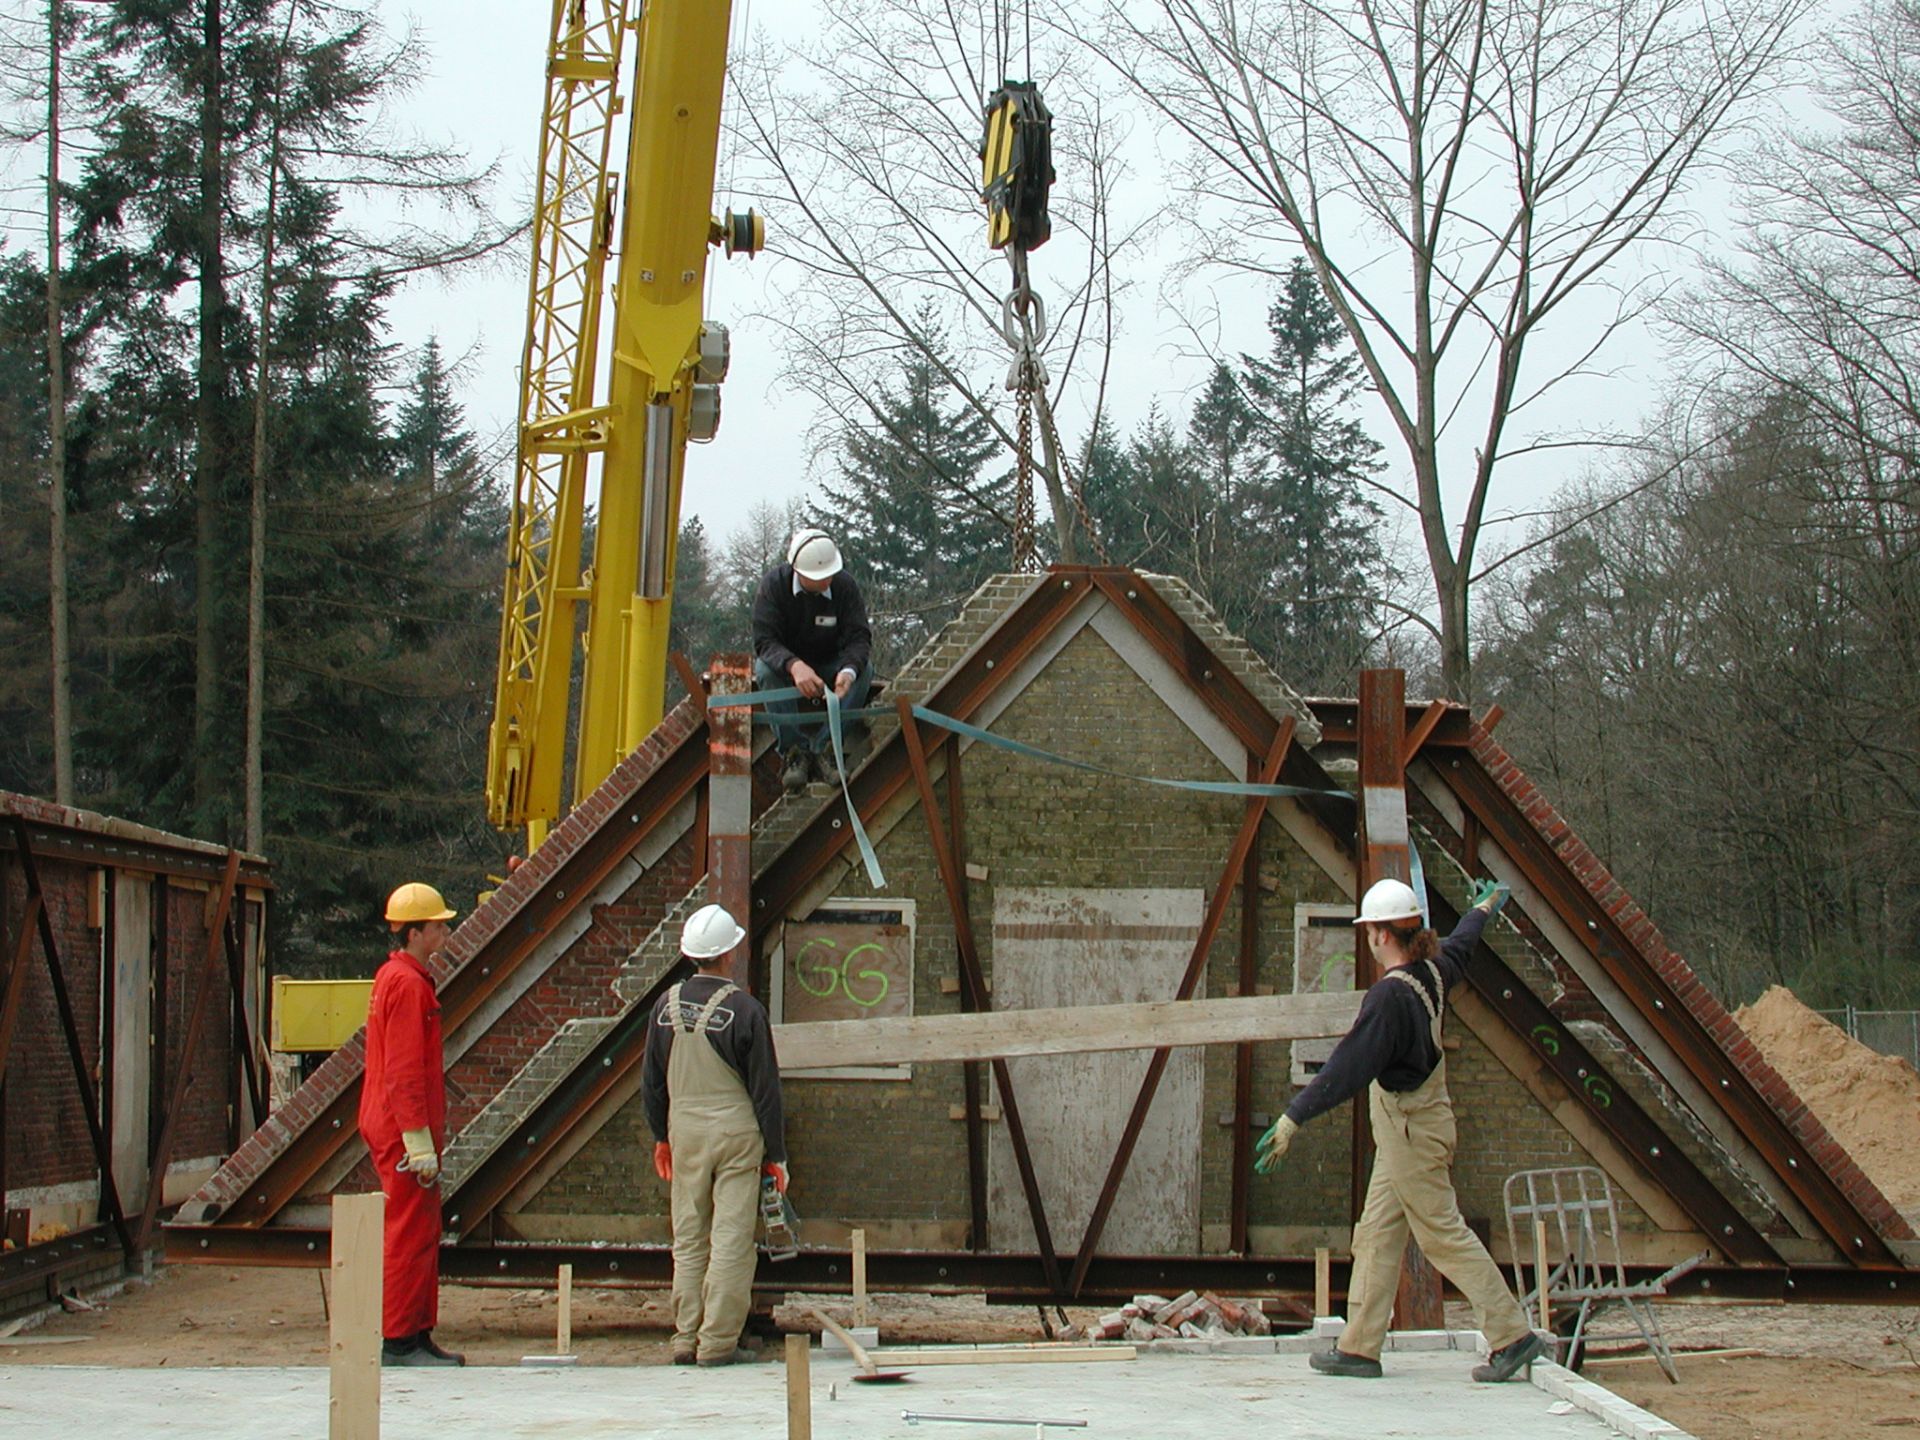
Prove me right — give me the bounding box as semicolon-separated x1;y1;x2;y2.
852;1228;868;1328
785;1333;812;1440
329;1192;383;1440
867;1345;1136;1366
1315;1247;1331;1317
777;990;1361;1071
558;1262;573;1355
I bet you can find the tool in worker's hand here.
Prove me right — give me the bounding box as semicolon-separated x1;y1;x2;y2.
760;1173;800;1261
809;1307;910;1384
1470;878;1511;916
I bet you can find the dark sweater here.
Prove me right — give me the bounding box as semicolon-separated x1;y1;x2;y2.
642;973;787;1163
1284;907;1489;1126
750;564;873;680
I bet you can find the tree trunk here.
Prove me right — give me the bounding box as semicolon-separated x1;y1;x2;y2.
194;0;226;837
245;0;295;856
46;0;71;806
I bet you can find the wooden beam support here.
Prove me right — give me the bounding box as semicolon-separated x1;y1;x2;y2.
1066;720;1295;1297
898;700;1062;1294
778;991;1362;1070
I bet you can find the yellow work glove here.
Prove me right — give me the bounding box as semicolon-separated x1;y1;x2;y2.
401;1127;440;1186
1254;1114;1299;1175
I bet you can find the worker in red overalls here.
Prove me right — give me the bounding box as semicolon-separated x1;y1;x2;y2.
359;882;463;1367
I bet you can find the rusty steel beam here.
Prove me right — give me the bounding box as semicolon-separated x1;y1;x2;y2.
1443;757;1901;1267
207;726;713;1227
160;1225;1920;1305
1425;889;1777;1264
9;820;136;1259
1354;671;1445;1330
1066;720;1295;1297
899;702;1061;1293
1308;698;1475;750
1228;753;1261;1254
1401;700;1450;768
0;818;272;894
944;738;992;1252
708;655;753;990
136;848;241;1252
223;903;266;1133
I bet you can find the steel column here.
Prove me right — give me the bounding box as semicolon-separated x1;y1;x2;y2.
1065;720;1295;1297
944;737;992;1252
898;701;1060;1291
1228;753;1260;1254
707;654;753;989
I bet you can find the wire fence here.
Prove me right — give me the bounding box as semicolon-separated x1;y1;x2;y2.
1814;1007;1920;1073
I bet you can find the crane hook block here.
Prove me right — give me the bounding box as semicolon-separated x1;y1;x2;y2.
981;81;1054;252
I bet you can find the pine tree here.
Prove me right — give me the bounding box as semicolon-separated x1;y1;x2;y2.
1239;258;1385;690
815;322;1009;664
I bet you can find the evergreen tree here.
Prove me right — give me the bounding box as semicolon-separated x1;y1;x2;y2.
1239;258;1385;691
815;319;1009;664
668;515;739;687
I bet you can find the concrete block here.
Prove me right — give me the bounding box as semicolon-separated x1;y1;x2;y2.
1311;1315;1347;1340
820;1325;878;1357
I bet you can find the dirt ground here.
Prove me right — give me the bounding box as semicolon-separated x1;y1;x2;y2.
3;1266;1917;1439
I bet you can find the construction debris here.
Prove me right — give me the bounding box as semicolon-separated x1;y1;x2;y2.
1089;1291;1274;1342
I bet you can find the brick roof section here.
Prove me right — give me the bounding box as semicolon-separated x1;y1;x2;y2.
1465;719;1916;1245
176;694;708;1220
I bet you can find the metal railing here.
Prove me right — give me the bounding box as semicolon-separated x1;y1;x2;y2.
1815;1007;1920;1072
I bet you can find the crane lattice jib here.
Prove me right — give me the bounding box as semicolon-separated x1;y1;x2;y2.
486;0;631;835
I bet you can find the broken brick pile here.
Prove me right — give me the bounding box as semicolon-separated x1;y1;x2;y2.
1083;1290;1273;1342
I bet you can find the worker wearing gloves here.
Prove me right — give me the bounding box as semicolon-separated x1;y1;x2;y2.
1257;876;1544;1383
358;882;463;1367
642;903;789;1366
750;528;873;794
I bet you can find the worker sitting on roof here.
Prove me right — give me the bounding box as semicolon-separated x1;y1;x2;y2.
360;882;464;1368
643;903;789;1366
751;527;873;795
1256;876;1545;1384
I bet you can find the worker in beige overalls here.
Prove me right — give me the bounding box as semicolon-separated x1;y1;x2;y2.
1256;876;1545;1382
641;904;789;1366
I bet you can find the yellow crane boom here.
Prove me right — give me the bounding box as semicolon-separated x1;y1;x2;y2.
488;0;757;850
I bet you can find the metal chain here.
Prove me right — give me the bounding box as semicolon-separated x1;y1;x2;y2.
1012;355;1038;570
1031;378;1108;564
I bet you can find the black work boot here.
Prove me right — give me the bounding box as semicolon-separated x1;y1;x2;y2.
382;1334;459;1367
1472;1329;1547;1382
780;749;812;794
1309;1346;1383;1378
416;1331;466;1366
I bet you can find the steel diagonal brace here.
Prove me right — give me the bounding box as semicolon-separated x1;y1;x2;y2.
898;699;1062;1294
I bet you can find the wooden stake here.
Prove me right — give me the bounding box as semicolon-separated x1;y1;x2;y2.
785;1333;812;1440
852;1227;869;1328
1532;1220;1551;1331
1314;1247;1331;1319
329;1192;383;1440
557;1263;573;1356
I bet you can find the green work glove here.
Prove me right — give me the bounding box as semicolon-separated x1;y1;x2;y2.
1254;1114;1299;1175
1470;879;1510;916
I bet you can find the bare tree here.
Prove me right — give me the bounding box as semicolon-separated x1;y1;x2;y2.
729;0;1148;559
1095;0;1810;697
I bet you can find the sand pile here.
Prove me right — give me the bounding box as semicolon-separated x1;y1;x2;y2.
1733;985;1920;1224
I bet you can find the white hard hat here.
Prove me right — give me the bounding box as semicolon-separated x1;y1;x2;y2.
1354;878;1423;925
788;527;843;582
681;903;747;960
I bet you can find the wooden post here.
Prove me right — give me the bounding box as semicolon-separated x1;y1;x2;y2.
1314;1247;1332;1318
330;1192;383;1440
1533;1220;1551;1331
851;1227;869;1328
785;1333;812;1440
557;1262;573;1356
707;655;753;990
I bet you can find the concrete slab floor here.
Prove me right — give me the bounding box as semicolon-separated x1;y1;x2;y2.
0;1350;1655;1440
